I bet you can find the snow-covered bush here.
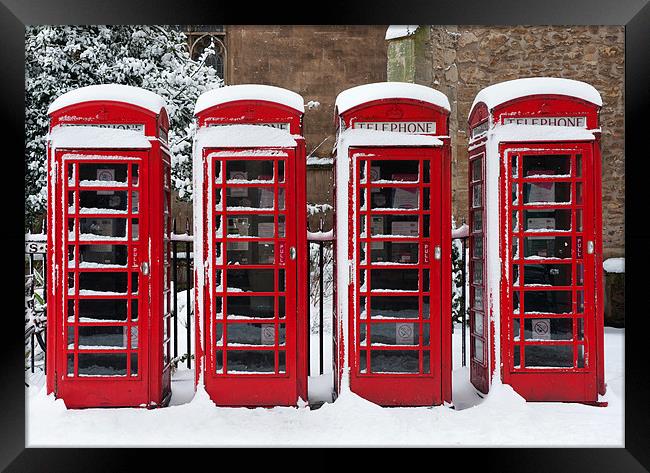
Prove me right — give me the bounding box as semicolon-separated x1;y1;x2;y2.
452;218;468;324
25;25;223;229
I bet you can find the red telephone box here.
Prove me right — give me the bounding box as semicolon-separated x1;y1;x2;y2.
193;84;308;406
46;84;172;408
467;77;605;402
333;82;452;406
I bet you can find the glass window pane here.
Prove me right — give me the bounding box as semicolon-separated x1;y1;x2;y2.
226;160;275;182
78;299;128;322
227;296;275;319
473;261;483;284
524;317;573;340
524;237;572;259
524;182;571;204
472;184;482;208
79;218;127;239
474;311;484;336
226;269;274;292
523;264;572;286
226;350;275;373
523;155;571;177
79;163;128;184
79;272;128;294
78;326;127;349
370;350;419;373
474;338;484;364
370;160;419;182
369;296;420;319
226;323;283;345
524;345;573;368
79;191;128;213
67;354;75;376
132;165;139;186
78;353;127;376
369;322;419;345
472;210;483;233
131;192;139;213
524;291;572;314
78;242;127;267
370;187;419;210
514;345;521;368
370;269;418;291
227;242;275;265
227;215;275;237
370;215;419;237
370;242;418;264
473;286;484;311
226;187;275;209
472;159;482;181
524;209;572;231
130;353;138;376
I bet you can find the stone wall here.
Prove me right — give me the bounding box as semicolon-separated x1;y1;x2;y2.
388;25;625;259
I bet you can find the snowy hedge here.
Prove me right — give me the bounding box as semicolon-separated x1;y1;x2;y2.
25;25;223;229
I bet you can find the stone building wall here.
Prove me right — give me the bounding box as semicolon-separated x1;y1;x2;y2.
388;25;625;259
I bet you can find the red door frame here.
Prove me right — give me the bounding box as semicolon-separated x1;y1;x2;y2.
49;149;153;408
200;144;307;406
347;145;451;406
498;141;603;402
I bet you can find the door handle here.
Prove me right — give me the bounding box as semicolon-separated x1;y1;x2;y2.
587;241;594;255
140;261;150;276
289;247;297;260
434;245;442;260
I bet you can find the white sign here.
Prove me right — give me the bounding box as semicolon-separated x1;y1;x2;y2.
531;318;551;340
352;121;436;134
61;123;145;133
396;323;415;345
209;122;290;131
502;116;587;127
261;324;275;345
25;241;46;254
97;168;115;195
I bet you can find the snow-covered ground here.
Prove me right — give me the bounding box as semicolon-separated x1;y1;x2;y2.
26;321;623;447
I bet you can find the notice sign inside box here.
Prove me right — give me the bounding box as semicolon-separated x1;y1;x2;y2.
96;168;115;195
396;323;415;345
391;221;418;237
229;171;248;196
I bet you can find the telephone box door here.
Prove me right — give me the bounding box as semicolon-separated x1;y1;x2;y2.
351;147;444;406
203;148;299;406
502;143;599;401
56;152;149;407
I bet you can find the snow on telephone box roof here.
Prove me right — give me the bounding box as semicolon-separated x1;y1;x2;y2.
194;124;297;149
47;84;168;115
194;84;305;115
335;82;451;115
470;77;602;116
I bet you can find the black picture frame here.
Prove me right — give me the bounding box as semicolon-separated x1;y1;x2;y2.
3;0;649;470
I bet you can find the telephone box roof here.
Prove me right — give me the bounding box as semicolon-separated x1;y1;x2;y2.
194;84;305;115
48;84;167;115
470;77;602;116
335;81;451;114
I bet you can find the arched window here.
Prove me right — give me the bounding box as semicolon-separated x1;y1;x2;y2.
189;34;227;80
